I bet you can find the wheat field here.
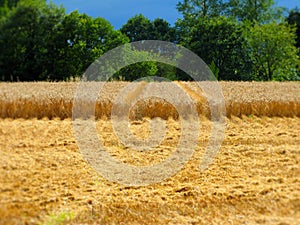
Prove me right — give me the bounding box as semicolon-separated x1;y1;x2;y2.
0;82;299;119
0;81;299;224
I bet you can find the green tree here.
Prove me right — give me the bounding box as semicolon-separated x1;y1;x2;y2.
152;18;176;42
287;8;300;48
0;0;22;8
0;2;128;81
120;14;153;42
59;11;128;79
120;14;176;42
120;15;177;80
176;0;226;39
87;44;158;81
178;16;252;80
0;0;65;81
177;0;226;19
149;18;177;80
226;0;284;23
244;22;300;81
176;0;255;81
0;1;10;25
115;62;158;81
35;2;68;80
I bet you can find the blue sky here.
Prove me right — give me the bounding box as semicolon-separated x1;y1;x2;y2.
51;0;300;29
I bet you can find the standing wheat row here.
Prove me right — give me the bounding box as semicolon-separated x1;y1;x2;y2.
0;82;299;119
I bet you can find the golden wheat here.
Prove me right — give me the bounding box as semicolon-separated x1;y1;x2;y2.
0;81;299;119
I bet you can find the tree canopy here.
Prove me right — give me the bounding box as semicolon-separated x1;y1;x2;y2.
0;0;299;81
244;21;299;81
287;8;300;48
0;0;128;81
183;17;252;80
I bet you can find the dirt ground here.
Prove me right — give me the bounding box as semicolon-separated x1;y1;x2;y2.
0;116;299;224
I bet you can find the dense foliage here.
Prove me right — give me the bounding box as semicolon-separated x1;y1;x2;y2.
0;0;299;81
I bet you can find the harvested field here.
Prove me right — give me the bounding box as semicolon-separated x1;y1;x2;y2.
0;116;299;224
0;82;299;119
0;82;299;224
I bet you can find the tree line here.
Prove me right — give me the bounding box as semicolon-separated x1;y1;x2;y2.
0;0;299;81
